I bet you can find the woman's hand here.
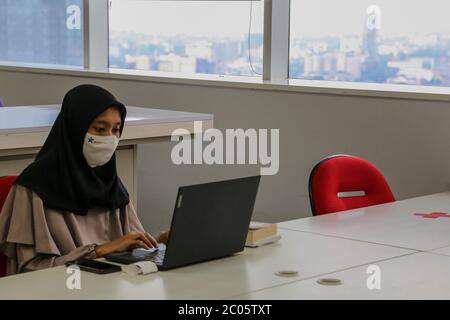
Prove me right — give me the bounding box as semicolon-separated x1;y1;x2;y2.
95;231;158;257
156;230;170;244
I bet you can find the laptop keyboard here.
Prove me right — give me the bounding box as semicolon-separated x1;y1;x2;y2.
105;245;167;266
132;249;165;265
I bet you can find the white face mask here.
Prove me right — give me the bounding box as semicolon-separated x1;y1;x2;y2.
83;132;120;168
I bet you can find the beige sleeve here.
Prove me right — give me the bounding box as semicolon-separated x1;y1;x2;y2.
19;244;97;273
0;185;96;275
121;201;146;233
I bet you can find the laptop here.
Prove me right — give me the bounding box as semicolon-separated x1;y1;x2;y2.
105;175;261;270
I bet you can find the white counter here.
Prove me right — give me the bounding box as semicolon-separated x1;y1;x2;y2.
0;105;213;206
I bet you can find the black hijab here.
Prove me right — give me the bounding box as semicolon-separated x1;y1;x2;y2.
15;84;129;215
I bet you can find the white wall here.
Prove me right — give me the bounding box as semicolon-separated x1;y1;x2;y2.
1;69;450;233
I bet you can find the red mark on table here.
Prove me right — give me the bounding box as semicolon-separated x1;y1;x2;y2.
414;212;450;219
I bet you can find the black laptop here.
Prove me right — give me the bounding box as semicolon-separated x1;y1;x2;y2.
105;176;261;270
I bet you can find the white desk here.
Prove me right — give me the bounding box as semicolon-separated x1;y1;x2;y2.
232;252;450;300
430;246;450;257
0;105;213;206
2;192;450;300
279;192;450;251
0;229;412;299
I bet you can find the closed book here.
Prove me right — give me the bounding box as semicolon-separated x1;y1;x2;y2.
245;235;282;248
246;221;277;244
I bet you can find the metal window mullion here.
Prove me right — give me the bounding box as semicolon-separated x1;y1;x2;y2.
263;0;290;81
83;0;109;71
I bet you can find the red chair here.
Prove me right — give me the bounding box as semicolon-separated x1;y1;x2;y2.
309;155;395;216
0;176;17;277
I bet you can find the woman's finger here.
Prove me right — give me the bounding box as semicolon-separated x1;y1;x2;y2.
157;231;169;244
136;232;153;248
133;239;149;249
145;232;159;247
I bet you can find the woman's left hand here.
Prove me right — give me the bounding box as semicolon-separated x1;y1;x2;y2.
156;230;170;244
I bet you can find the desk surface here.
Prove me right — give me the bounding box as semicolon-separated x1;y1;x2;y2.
430;246;450;257
233;252;450;300
279;192;450;251
0;229;411;300
2;192;450;299
0;105;213;134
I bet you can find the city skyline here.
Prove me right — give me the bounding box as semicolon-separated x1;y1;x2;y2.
110;25;450;86
109;29;264;76
2;1;450;86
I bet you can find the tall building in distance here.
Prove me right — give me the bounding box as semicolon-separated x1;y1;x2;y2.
361;13;388;83
363;27;379;61
0;0;83;66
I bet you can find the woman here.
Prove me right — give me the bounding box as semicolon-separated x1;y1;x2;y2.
0;84;167;275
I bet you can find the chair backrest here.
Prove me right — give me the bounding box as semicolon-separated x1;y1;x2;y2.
0;97;4;108
0;176;17;277
309;155;395;216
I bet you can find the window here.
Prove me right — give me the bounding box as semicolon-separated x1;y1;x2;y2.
3;0;450;93
108;0;264;77
0;0;84;66
289;0;450;87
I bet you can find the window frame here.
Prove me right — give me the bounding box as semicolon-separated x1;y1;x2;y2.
2;0;450;98
85;0;288;79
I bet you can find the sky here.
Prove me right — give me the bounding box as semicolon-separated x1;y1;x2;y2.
109;0;450;39
291;0;450;38
109;0;264;38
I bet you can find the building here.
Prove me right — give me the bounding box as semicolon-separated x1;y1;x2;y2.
158;53;196;73
125;55;151;70
0;0;83;66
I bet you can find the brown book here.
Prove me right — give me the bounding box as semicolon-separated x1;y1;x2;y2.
246;221;277;245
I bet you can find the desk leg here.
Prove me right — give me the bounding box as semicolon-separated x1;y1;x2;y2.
133;144;138;211
115;146;138;211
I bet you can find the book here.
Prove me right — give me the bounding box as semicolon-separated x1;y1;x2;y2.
245;235;282;248
245;221;279;247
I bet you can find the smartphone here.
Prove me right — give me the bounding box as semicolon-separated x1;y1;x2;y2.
66;259;122;274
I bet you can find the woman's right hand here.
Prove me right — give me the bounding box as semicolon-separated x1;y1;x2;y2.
95;231;158;257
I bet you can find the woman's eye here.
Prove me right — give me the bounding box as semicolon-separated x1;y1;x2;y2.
113;128;120;133
95;127;105;132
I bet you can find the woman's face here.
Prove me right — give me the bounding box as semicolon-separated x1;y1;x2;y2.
87;106;122;138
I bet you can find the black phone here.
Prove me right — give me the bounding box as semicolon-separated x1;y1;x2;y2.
66;259;122;274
